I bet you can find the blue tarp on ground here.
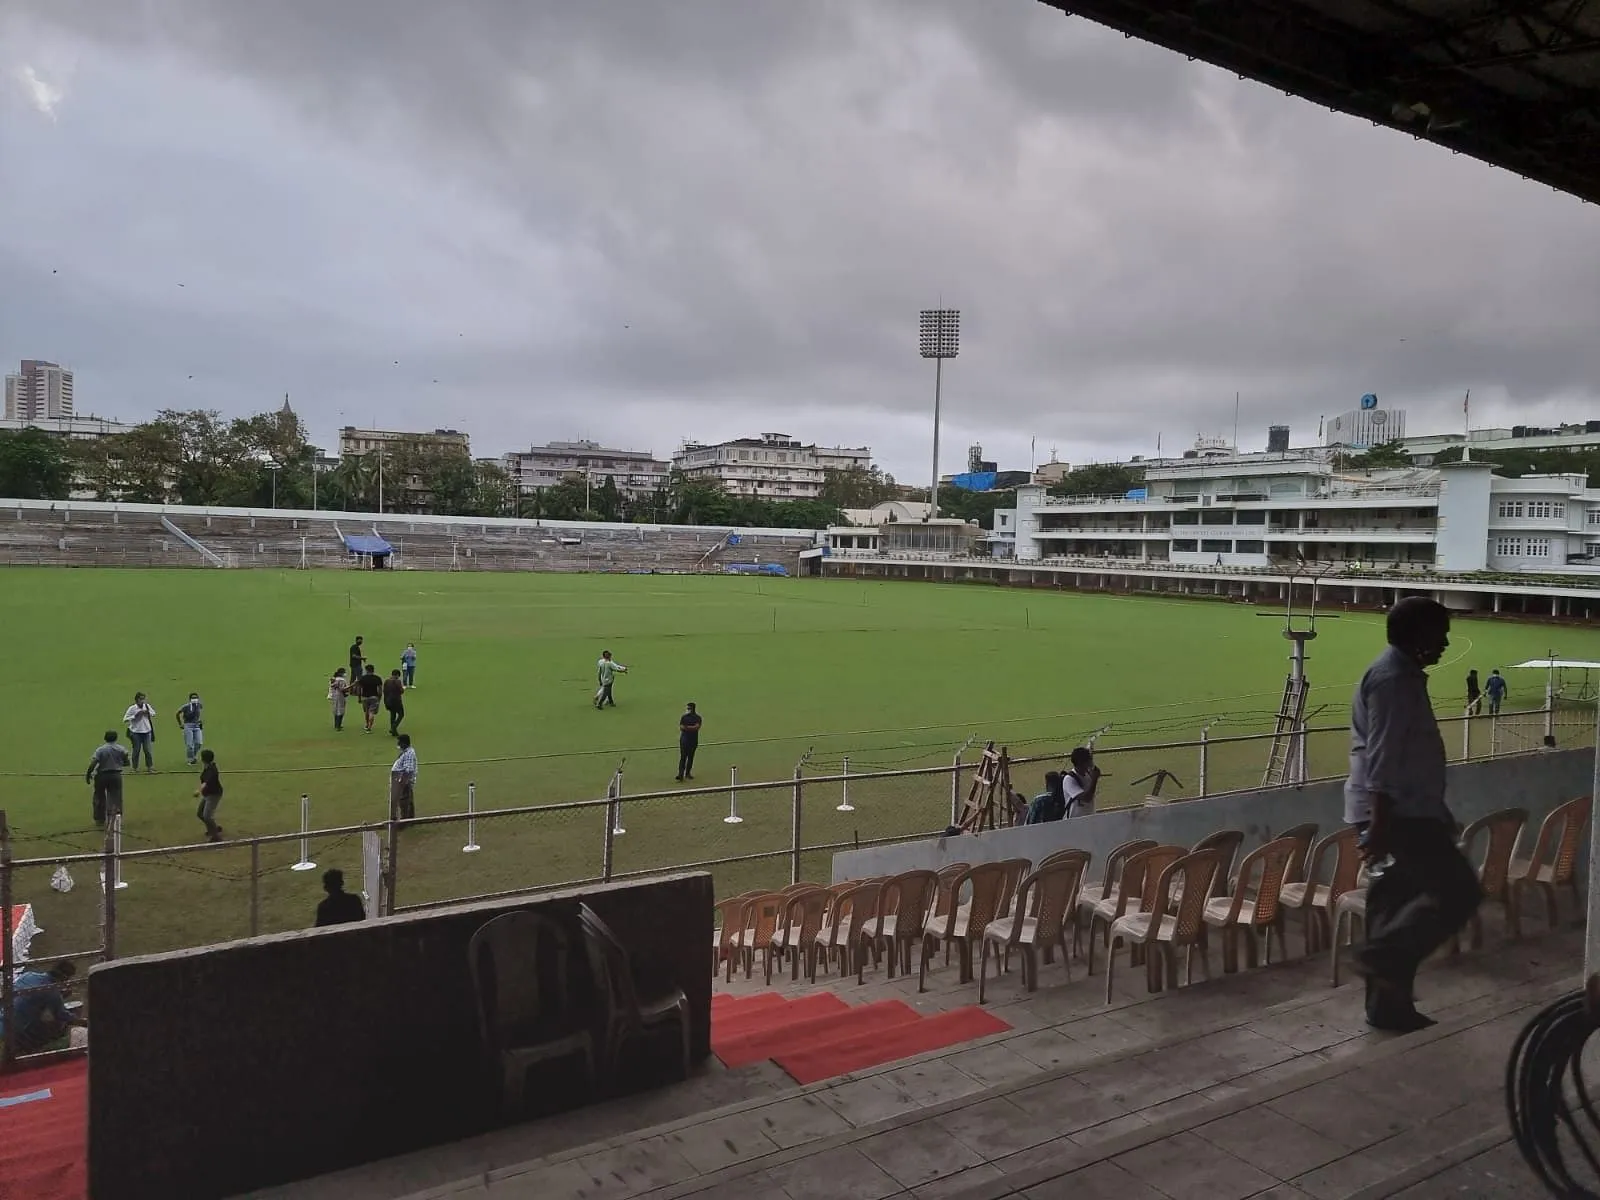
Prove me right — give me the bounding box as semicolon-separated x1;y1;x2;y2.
724;562;788;576
343;534;394;556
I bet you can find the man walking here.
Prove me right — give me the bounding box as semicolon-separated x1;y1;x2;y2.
382;669;406;737
315;869;367;926
177;692;205;765
85;731;129;828
194;749;224;842
677;702;702;781
390;733;417;821
1346;597;1482;1032
328;667;350;731
353;664;383;733
123;692;157;773
1485;668;1508;717
594;650;628;709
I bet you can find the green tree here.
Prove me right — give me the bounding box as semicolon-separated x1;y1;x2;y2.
1337;439;1413;470
819;465;899;509
0;429;73;500
1048;463;1145;498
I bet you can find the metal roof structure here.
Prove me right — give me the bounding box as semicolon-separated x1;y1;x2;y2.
1040;1;1600;206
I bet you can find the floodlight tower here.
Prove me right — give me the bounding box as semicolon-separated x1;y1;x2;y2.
919;308;960;519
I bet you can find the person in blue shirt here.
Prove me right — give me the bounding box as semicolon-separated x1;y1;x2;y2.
1025;772;1066;823
1485;668;1508;716
2;961;86;1054
401;643;417;688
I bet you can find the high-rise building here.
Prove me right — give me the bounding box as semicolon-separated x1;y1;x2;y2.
4;359;74;421
500;440;670;500
1325;394;1405;448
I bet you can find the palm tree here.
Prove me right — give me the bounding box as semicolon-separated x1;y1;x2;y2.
334;454;376;511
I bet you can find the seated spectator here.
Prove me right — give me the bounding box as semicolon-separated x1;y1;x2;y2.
1026;771;1067;823
1064;747;1102;817
2;961;87;1054
315;868;368;927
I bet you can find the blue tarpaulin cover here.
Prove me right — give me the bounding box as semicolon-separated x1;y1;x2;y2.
343;534;394;556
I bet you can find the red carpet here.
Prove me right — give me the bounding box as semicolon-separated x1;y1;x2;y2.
0;1058;87;1200
712;992;1011;1084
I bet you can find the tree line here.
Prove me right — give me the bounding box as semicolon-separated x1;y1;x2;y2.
0;406;884;530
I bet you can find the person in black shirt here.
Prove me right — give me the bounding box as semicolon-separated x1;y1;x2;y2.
353;665;383;733
676;702;702;781
348;636;365;679
194;749;224;842
315;869;367;926
382;669;406;736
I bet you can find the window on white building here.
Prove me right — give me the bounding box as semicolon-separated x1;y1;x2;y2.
1528;537;1551;558
1496;537;1523;557
1587;510;1600;527
1529;501;1554;519
1497;501;1524;518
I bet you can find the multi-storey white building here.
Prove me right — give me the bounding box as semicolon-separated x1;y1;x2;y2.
673;433;872;499
4;360;74;421
500;440;669;500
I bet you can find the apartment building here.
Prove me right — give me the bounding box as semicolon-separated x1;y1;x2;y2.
4;359;74;421
338;427;470;457
672;433;872;499
500;440;669;500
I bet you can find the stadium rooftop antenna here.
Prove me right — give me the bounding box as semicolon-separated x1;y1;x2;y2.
1258;559;1341;787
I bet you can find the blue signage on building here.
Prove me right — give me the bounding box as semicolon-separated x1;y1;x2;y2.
1360;393;1378;410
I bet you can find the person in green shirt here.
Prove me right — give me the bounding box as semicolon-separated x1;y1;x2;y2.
594;650;628;709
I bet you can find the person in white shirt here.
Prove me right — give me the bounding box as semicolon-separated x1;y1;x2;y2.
122;692;157;773
390;734;418;821
1063;747;1102;817
594;650;628;709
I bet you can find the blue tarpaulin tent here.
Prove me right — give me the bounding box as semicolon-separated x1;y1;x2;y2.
343;533;394;557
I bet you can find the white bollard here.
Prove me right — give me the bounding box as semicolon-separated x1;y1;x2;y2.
837;755;854;812
724;765;744;824
463;781;481;853
290;794;317;871
611;771;627;836
112;814;129;890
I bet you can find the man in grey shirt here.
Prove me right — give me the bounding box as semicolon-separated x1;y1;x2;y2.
1345;597;1481;1032
86;731;130;828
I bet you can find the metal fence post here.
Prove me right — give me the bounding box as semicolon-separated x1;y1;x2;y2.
1545;698;1557;748
1;811;14;1070
249;840;261;937
102;821;118;961
602;774;618;882
791;766;803;885
1461;712;1471;762
383;802;400;916
950;749;963;826
1198;727;1210;797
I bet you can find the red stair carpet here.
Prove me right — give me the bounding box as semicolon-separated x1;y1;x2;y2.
0;1058;87;1200
712;992;1010;1084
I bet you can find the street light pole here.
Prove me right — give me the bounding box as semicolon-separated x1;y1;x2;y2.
919;309;960;520
267;463;281;509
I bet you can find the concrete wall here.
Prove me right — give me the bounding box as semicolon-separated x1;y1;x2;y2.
833;749;1592;881
86;873;713;1200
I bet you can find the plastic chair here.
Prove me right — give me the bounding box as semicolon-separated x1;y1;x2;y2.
770;886;831;984
1106;848;1222;1002
818;879;883;978
861;869;942;990
1457;807;1528;948
1279;827;1362;956
725;892;785;983
1203;836;1299;973
923;862;1009;984
577;903;690;1085
467;911;595;1111
1085;844;1187;976
1509;795;1593;935
1330;879;1369;986
1074;839;1157;957
712;889;763;977
978;852;1089;1003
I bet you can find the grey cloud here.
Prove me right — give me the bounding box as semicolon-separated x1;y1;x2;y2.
3;0;1599;479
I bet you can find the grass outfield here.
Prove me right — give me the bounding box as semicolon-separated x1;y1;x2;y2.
2;566;1592;958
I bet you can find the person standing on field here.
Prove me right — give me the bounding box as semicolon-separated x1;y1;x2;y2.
353;664;383;733
1465;669;1482;716
1485;668;1508;716
676;702;702;781
1346;597;1482;1032
194;749;224;842
123;692;157;773
349;635;366;680
401;642;417;688
328;667;350;731
594;650;627;709
390;734;417;821
382;669;406;737
177;692;205;765
85;731;129;828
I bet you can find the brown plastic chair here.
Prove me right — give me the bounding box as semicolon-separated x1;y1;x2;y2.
1329;879;1369;986
1509;795;1593;935
1106;849;1222;1002
467;911;595;1111
994;857;1034;917
1183;830;1245;901
1074;839;1157;957
577;904;689;1084
770;886;831;984
932;862;972;965
1203;836;1299;972
1457;807;1529;948
1278;822;1320;886
860;869;942;990
711;889;764;977
1085;844;1187;977
819;879;883;977
725;892;785;983
923;862;1008;984
978;852;1089;1003
1279;827;1363;956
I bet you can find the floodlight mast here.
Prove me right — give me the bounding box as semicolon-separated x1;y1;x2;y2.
919;309;960;520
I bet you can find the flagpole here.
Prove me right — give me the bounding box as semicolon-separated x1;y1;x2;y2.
1462;389;1472;462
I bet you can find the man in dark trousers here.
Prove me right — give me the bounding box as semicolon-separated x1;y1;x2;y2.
382;669;406;736
315;868;367;926
676;702;702;781
86;731;130;828
1347;597;1482;1032
349;635;366;680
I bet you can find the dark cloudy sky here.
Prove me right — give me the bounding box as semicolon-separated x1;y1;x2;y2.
4;1;1600;481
